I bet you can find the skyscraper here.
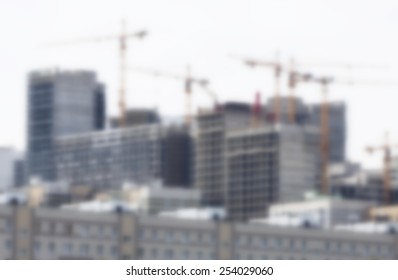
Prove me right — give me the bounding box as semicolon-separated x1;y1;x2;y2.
27;69;106;181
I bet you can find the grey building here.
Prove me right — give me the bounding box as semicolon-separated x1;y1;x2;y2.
13;155;27;188
0;204;397;260
0;148;17;191
309;102;346;163
263;97;346;164
194;103;252;207
55;124;162;189
27;70;106;181
263;96;312;125
225;124;320;221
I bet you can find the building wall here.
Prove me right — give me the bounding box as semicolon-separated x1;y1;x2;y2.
194;103;251;207
263;98;346;164
309;102;346;163
161;125;192;187
0;205;397;260
225;124;320;221
0;148;16;191
27;70;106;182
55;124;162;189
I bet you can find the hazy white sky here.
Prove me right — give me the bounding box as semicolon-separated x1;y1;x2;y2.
1;0;398;168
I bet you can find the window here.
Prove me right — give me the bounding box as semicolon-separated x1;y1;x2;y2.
181;250;190;259
261;238;268;248
5;240;12;252
151;248;158;259
34;242;41;255
97;245;104;256
164;249;174;259
165;231;174;243
63;243;72;255
48;242;55;255
80;244;89;256
111;246;118;258
197;251;203;259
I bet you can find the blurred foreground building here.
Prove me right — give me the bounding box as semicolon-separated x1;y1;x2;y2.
0;203;396;260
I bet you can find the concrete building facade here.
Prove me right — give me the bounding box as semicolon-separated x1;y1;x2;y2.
55;124;162;189
263;97;346;164
194;103;252;207
225;124;320;221
0;204;397;260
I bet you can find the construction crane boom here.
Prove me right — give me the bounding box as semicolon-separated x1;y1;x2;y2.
131;66;215;124
287;57;312;123
44;20;147;127
307;74;398;196
233;52;283;122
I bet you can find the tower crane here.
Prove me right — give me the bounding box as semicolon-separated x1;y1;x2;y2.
233;52;283;122
309;75;398;196
289;61;389;124
131;66;216;124
45;20;148;127
287;57;312;123
308;76;334;195
366;133;398;205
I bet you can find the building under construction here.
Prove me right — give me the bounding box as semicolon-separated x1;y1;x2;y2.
194;101;321;220
263;97;346;164
193;102;252;207
109;108;160;128
225;124;320;221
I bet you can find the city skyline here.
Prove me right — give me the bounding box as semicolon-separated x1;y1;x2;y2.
1;0;398;169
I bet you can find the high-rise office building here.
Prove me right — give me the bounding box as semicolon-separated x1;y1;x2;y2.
27;70;106;181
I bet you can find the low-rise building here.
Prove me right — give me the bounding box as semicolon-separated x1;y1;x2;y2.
0;203;397;260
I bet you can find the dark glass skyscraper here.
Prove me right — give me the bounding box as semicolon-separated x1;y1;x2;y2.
27;69;106;181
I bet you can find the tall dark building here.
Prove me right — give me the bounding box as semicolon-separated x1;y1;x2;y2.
161;124;192;187
94;84;106;130
27;70;106;181
13;157;27;188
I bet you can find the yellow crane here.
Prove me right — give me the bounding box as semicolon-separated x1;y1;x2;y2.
131;66;215;125
309;76;398;196
366;133;398;204
45;20;147;127
287;57;312;123
233;52;283;122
